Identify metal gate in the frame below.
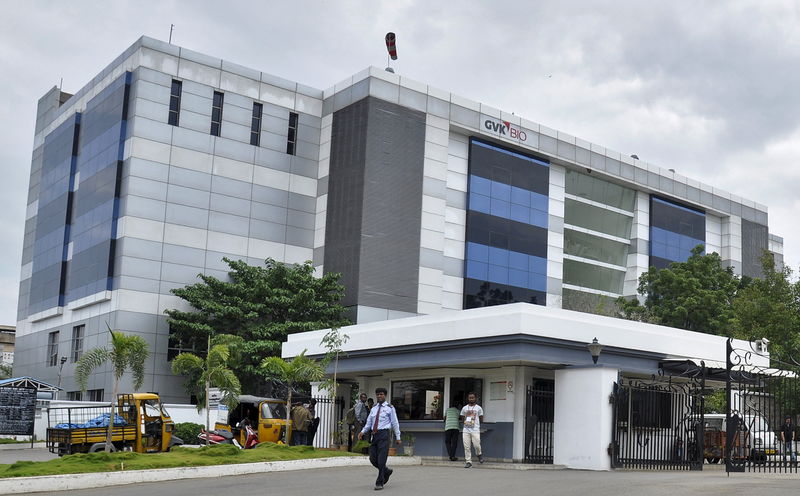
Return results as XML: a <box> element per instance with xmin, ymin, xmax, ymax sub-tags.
<box><xmin>725</xmin><ymin>338</ymin><xmax>799</xmax><ymax>474</ymax></box>
<box><xmin>524</xmin><ymin>381</ymin><xmax>554</xmax><ymax>464</ymax></box>
<box><xmin>611</xmin><ymin>376</ymin><xmax>705</xmax><ymax>470</ymax></box>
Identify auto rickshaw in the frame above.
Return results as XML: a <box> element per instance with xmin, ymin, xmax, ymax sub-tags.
<box><xmin>215</xmin><ymin>395</ymin><xmax>289</xmax><ymax>446</ymax></box>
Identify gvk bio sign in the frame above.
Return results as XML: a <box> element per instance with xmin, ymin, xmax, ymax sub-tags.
<box><xmin>482</xmin><ymin>117</ymin><xmax>529</xmax><ymax>142</ymax></box>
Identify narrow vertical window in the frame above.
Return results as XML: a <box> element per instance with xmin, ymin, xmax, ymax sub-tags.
<box><xmin>47</xmin><ymin>331</ymin><xmax>60</xmax><ymax>367</ymax></box>
<box><xmin>71</xmin><ymin>324</ymin><xmax>84</xmax><ymax>363</ymax></box>
<box><xmin>250</xmin><ymin>102</ymin><xmax>263</xmax><ymax>146</ymax></box>
<box><xmin>168</xmin><ymin>79</ymin><xmax>182</xmax><ymax>126</ymax></box>
<box><xmin>211</xmin><ymin>91</ymin><xmax>224</xmax><ymax>136</ymax></box>
<box><xmin>286</xmin><ymin>112</ymin><xmax>298</xmax><ymax>155</ymax></box>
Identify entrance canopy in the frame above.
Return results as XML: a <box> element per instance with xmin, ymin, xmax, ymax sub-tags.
<box><xmin>660</xmin><ymin>358</ymin><xmax>797</xmax><ymax>381</ymax></box>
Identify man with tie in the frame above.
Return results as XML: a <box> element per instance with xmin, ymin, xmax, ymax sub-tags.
<box><xmin>358</xmin><ymin>387</ymin><xmax>401</xmax><ymax>490</ymax></box>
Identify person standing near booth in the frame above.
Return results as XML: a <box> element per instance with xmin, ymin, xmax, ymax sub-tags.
<box><xmin>460</xmin><ymin>392</ymin><xmax>484</xmax><ymax>468</ymax></box>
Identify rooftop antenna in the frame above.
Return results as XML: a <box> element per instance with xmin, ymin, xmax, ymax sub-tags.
<box><xmin>385</xmin><ymin>32</ymin><xmax>397</xmax><ymax>73</ymax></box>
<box><xmin>169</xmin><ymin>24</ymin><xmax>175</xmax><ymax>44</ymax></box>
<box><xmin>59</xmin><ymin>78</ymin><xmax>63</xmax><ymax>91</ymax></box>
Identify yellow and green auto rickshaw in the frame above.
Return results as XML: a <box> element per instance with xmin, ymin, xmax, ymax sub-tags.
<box><xmin>215</xmin><ymin>395</ymin><xmax>289</xmax><ymax>446</ymax></box>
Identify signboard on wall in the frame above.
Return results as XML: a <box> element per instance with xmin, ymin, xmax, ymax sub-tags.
<box><xmin>489</xmin><ymin>381</ymin><xmax>507</xmax><ymax>401</ymax></box>
<box><xmin>0</xmin><ymin>386</ymin><xmax>37</xmax><ymax>435</ymax></box>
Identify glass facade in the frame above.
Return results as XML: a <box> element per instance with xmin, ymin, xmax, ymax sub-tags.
<box><xmin>464</xmin><ymin>139</ymin><xmax>549</xmax><ymax>309</ymax></box>
<box><xmin>28</xmin><ymin>114</ymin><xmax>80</xmax><ymax>315</ymax></box>
<box><xmin>562</xmin><ymin>170</ymin><xmax>634</xmax><ymax>300</ymax></box>
<box><xmin>66</xmin><ymin>72</ymin><xmax>130</xmax><ymax>303</ymax></box>
<box><xmin>649</xmin><ymin>196</ymin><xmax>705</xmax><ymax>270</ymax></box>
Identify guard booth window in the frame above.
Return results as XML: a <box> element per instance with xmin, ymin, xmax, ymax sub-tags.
<box><xmin>618</xmin><ymin>388</ymin><xmax>672</xmax><ymax>428</ymax></box>
<box><xmin>449</xmin><ymin>378</ymin><xmax>484</xmax><ymax>408</ymax></box>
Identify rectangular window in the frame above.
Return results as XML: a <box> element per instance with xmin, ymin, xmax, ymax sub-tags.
<box><xmin>87</xmin><ymin>389</ymin><xmax>104</xmax><ymax>402</ymax></box>
<box><xmin>47</xmin><ymin>331</ymin><xmax>59</xmax><ymax>367</ymax></box>
<box><xmin>211</xmin><ymin>91</ymin><xmax>224</xmax><ymax>136</ymax></box>
<box><xmin>449</xmin><ymin>378</ymin><xmax>483</xmax><ymax>409</ymax></box>
<box><xmin>286</xmin><ymin>112</ymin><xmax>298</xmax><ymax>155</ymax></box>
<box><xmin>168</xmin><ymin>79</ymin><xmax>182</xmax><ymax>126</ymax></box>
<box><xmin>71</xmin><ymin>325</ymin><xmax>84</xmax><ymax>363</ymax></box>
<box><xmin>67</xmin><ymin>391</ymin><xmax>83</xmax><ymax>401</ymax></box>
<box><xmin>391</xmin><ymin>378</ymin><xmax>444</xmax><ymax>421</ymax></box>
<box><xmin>617</xmin><ymin>388</ymin><xmax>672</xmax><ymax>429</ymax></box>
<box><xmin>250</xmin><ymin>102</ymin><xmax>263</xmax><ymax>146</ymax></box>
<box><xmin>167</xmin><ymin>324</ymin><xmax>198</xmax><ymax>361</ymax></box>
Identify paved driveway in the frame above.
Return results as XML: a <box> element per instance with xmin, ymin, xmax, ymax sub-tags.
<box><xmin>0</xmin><ymin>446</ymin><xmax>57</xmax><ymax>465</ymax></box>
<box><xmin>25</xmin><ymin>464</ymin><xmax>800</xmax><ymax>496</ymax></box>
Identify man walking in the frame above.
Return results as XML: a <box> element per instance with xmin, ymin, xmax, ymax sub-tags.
<box><xmin>355</xmin><ymin>392</ymin><xmax>370</xmax><ymax>442</ymax></box>
<box><xmin>358</xmin><ymin>387</ymin><xmax>401</xmax><ymax>490</ymax></box>
<box><xmin>460</xmin><ymin>392</ymin><xmax>484</xmax><ymax>468</ymax></box>
<box><xmin>444</xmin><ymin>397</ymin><xmax>461</xmax><ymax>461</ymax></box>
<box><xmin>781</xmin><ymin>415</ymin><xmax>796</xmax><ymax>464</ymax></box>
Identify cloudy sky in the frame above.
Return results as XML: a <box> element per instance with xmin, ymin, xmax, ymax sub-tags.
<box><xmin>1</xmin><ymin>1</ymin><xmax>798</xmax><ymax>325</ymax></box>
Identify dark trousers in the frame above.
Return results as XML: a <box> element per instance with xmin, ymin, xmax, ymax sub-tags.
<box><xmin>445</xmin><ymin>429</ymin><xmax>459</xmax><ymax>458</ymax></box>
<box><xmin>369</xmin><ymin>429</ymin><xmax>391</xmax><ymax>485</ymax></box>
<box><xmin>307</xmin><ymin>424</ymin><xmax>317</xmax><ymax>446</ymax></box>
<box><xmin>291</xmin><ymin>430</ymin><xmax>307</xmax><ymax>446</ymax></box>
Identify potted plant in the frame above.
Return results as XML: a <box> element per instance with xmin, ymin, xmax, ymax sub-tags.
<box><xmin>401</xmin><ymin>433</ymin><xmax>415</xmax><ymax>456</ymax></box>
<box><xmin>331</xmin><ymin>420</ymin><xmax>348</xmax><ymax>450</ymax></box>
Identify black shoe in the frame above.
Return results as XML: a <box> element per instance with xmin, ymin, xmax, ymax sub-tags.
<box><xmin>465</xmin><ymin>462</ymin><xmax>472</xmax><ymax>468</ymax></box>
<box><xmin>374</xmin><ymin>484</ymin><xmax>383</xmax><ymax>490</ymax></box>
<box><xmin>384</xmin><ymin>468</ymin><xmax>393</xmax><ymax>485</ymax></box>
<box><xmin>450</xmin><ymin>456</ymin><xmax>457</xmax><ymax>461</ymax></box>
<box><xmin>478</xmin><ymin>454</ymin><xmax>484</xmax><ymax>464</ymax></box>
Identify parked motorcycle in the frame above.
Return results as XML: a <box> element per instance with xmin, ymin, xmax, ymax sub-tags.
<box><xmin>198</xmin><ymin>428</ymin><xmax>242</xmax><ymax>448</ymax></box>
<box><xmin>198</xmin><ymin>419</ymin><xmax>258</xmax><ymax>449</ymax></box>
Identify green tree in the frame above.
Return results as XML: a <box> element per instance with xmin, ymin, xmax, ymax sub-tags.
<box><xmin>171</xmin><ymin>334</ymin><xmax>243</xmax><ymax>442</ymax></box>
<box><xmin>165</xmin><ymin>257</ymin><xmax>350</xmax><ymax>394</ymax></box>
<box><xmin>617</xmin><ymin>246</ymin><xmax>742</xmax><ymax>335</ymax></box>
<box><xmin>75</xmin><ymin>324</ymin><xmax>149</xmax><ymax>453</ymax></box>
<box><xmin>260</xmin><ymin>351</ymin><xmax>325</xmax><ymax>443</ymax></box>
<box><xmin>731</xmin><ymin>253</ymin><xmax>800</xmax><ymax>360</ymax></box>
<box><xmin>0</xmin><ymin>362</ymin><xmax>11</xmax><ymax>380</ymax></box>
<box><xmin>319</xmin><ymin>327</ymin><xmax>349</xmax><ymax>397</ymax></box>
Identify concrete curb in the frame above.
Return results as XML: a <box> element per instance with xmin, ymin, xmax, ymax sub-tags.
<box><xmin>0</xmin><ymin>444</ymin><xmax>45</xmax><ymax>451</ymax></box>
<box><xmin>0</xmin><ymin>455</ymin><xmax>422</xmax><ymax>494</ymax></box>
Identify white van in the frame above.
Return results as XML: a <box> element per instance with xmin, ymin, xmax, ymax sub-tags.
<box><xmin>704</xmin><ymin>413</ymin><xmax>777</xmax><ymax>461</ymax></box>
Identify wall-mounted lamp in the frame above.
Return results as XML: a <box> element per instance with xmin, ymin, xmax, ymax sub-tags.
<box><xmin>587</xmin><ymin>337</ymin><xmax>604</xmax><ymax>365</ymax></box>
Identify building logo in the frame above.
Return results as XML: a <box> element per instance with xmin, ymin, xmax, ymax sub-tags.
<box><xmin>483</xmin><ymin>118</ymin><xmax>528</xmax><ymax>142</ymax></box>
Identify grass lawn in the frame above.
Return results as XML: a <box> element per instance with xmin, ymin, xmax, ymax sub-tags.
<box><xmin>0</xmin><ymin>443</ymin><xmax>360</xmax><ymax>479</ymax></box>
<box><xmin>0</xmin><ymin>439</ymin><xmax>33</xmax><ymax>445</ymax></box>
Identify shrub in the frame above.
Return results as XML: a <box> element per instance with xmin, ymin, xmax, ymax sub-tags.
<box><xmin>174</xmin><ymin>422</ymin><xmax>204</xmax><ymax>443</ymax></box>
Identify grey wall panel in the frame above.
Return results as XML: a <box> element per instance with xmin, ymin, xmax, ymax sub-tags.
<box><xmin>741</xmin><ymin>219</ymin><xmax>768</xmax><ymax>278</ymax></box>
<box><xmin>324</xmin><ymin>97</ymin><xmax>425</xmax><ymax>314</ymax></box>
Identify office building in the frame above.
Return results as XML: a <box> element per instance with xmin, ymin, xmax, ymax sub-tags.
<box><xmin>15</xmin><ymin>36</ymin><xmax>782</xmax><ymax>402</ymax></box>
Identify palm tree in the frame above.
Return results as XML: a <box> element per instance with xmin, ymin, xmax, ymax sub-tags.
<box><xmin>75</xmin><ymin>324</ymin><xmax>149</xmax><ymax>453</ymax></box>
<box><xmin>171</xmin><ymin>334</ymin><xmax>242</xmax><ymax>442</ymax></box>
<box><xmin>261</xmin><ymin>350</ymin><xmax>325</xmax><ymax>443</ymax></box>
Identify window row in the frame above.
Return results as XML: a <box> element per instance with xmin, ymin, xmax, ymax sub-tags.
<box><xmin>46</xmin><ymin>325</ymin><xmax>85</xmax><ymax>366</ymax></box>
<box><xmin>565</xmin><ymin>169</ymin><xmax>636</xmax><ymax>212</ymax></box>
<box><xmin>562</xmin><ymin>258</ymin><xmax>625</xmax><ymax>294</ymax></box>
<box><xmin>391</xmin><ymin>377</ymin><xmax>484</xmax><ymax>421</ymax></box>
<box><xmin>564</xmin><ymin>199</ymin><xmax>633</xmax><ymax>239</ymax></box>
<box><xmin>166</xmin><ymin>79</ymin><xmax>298</xmax><ymax>155</ymax></box>
<box><xmin>469</xmin><ymin>139</ymin><xmax>550</xmax><ymax>197</ymax></box>
<box><xmin>464</xmin><ymin>278</ymin><xmax>547</xmax><ymax>308</ymax></box>
<box><xmin>564</xmin><ymin>229</ymin><xmax>630</xmax><ymax>267</ymax></box>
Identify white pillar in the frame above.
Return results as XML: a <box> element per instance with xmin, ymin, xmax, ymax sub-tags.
<box><xmin>554</xmin><ymin>366</ymin><xmax>618</xmax><ymax>470</ymax></box>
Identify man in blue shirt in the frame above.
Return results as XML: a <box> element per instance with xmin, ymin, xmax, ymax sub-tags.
<box><xmin>358</xmin><ymin>387</ymin><xmax>401</xmax><ymax>490</ymax></box>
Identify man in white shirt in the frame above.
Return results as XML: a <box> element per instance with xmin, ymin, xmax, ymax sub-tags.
<box><xmin>358</xmin><ymin>387</ymin><xmax>401</xmax><ymax>490</ymax></box>
<box><xmin>459</xmin><ymin>392</ymin><xmax>484</xmax><ymax>468</ymax></box>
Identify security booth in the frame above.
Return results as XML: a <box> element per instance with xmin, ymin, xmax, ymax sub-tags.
<box><xmin>286</xmin><ymin>302</ymin><xmax>767</xmax><ymax>470</ymax></box>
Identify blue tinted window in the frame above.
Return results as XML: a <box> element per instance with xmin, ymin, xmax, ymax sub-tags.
<box><xmin>469</xmin><ymin>192</ymin><xmax>490</xmax><ymax>214</ymax></box>
<box><xmin>511</xmin><ymin>186</ymin><xmax>530</xmax><ymax>206</ymax></box>
<box><xmin>490</xmin><ymin>198</ymin><xmax>511</xmax><ymax>218</ymax></box>
<box><xmin>470</xmin><ymin>175</ymin><xmax>491</xmax><ymax>196</ymax></box>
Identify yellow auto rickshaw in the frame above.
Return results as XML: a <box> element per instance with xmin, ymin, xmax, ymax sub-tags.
<box><xmin>215</xmin><ymin>395</ymin><xmax>289</xmax><ymax>445</ymax></box>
